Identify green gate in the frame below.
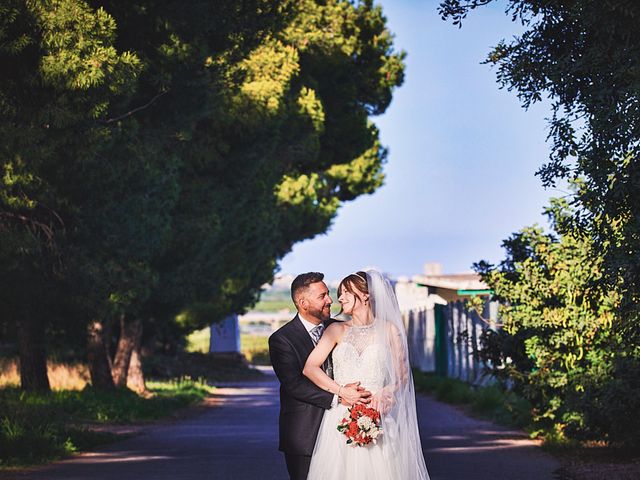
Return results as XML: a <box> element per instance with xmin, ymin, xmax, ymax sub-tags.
<box><xmin>434</xmin><ymin>304</ymin><xmax>448</xmax><ymax>376</ymax></box>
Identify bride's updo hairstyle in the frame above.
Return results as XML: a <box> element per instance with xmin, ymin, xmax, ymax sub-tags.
<box><xmin>337</xmin><ymin>271</ymin><xmax>369</xmax><ymax>313</ymax></box>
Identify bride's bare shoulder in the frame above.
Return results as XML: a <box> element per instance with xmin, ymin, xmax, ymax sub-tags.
<box><xmin>327</xmin><ymin>320</ymin><xmax>348</xmax><ymax>332</ymax></box>
<box><xmin>326</xmin><ymin>320</ymin><xmax>348</xmax><ymax>338</ymax></box>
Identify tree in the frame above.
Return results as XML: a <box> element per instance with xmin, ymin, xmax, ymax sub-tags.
<box><xmin>0</xmin><ymin>0</ymin><xmax>142</xmax><ymax>391</ymax></box>
<box><xmin>146</xmin><ymin>0</ymin><xmax>404</xmax><ymax>335</ymax></box>
<box><xmin>440</xmin><ymin>0</ymin><xmax>640</xmax><ymax>446</ymax></box>
<box><xmin>0</xmin><ymin>0</ymin><xmax>291</xmax><ymax>390</ymax></box>
<box><xmin>0</xmin><ymin>0</ymin><xmax>405</xmax><ymax>391</ymax></box>
<box><xmin>439</xmin><ymin>0</ymin><xmax>640</xmax><ymax>356</ymax></box>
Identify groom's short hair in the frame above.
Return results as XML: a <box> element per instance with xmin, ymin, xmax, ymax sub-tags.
<box><xmin>291</xmin><ymin>272</ymin><xmax>325</xmax><ymax>307</ymax></box>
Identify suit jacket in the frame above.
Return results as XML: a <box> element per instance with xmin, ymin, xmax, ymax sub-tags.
<box><xmin>268</xmin><ymin>314</ymin><xmax>334</xmax><ymax>455</ymax></box>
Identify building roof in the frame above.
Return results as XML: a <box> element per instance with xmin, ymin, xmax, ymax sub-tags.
<box><xmin>412</xmin><ymin>273</ymin><xmax>488</xmax><ymax>292</ymax></box>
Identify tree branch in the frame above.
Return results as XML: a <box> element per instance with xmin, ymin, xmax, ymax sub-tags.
<box><xmin>104</xmin><ymin>89</ymin><xmax>169</xmax><ymax>124</ymax></box>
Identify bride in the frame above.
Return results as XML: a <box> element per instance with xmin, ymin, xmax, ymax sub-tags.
<box><xmin>302</xmin><ymin>270</ymin><xmax>430</xmax><ymax>479</ymax></box>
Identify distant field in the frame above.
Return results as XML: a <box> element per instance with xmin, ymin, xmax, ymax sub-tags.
<box><xmin>253</xmin><ymin>288</ymin><xmax>294</xmax><ymax>312</ymax></box>
<box><xmin>253</xmin><ymin>287</ymin><xmax>343</xmax><ymax>315</ymax></box>
<box><xmin>186</xmin><ymin>286</ymin><xmax>342</xmax><ymax>356</ymax></box>
<box><xmin>251</xmin><ymin>300</ymin><xmax>294</xmax><ymax>312</ymax></box>
<box><xmin>241</xmin><ymin>334</ymin><xmax>270</xmax><ymax>365</ymax></box>
<box><xmin>261</xmin><ymin>288</ymin><xmax>291</xmax><ymax>301</ymax></box>
<box><xmin>186</xmin><ymin>328</ymin><xmax>270</xmax><ymax>364</ymax></box>
<box><xmin>252</xmin><ymin>302</ymin><xmax>342</xmax><ymax>316</ymax></box>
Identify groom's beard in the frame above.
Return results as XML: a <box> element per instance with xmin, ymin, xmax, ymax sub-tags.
<box><xmin>308</xmin><ymin>304</ymin><xmax>331</xmax><ymax>322</ymax></box>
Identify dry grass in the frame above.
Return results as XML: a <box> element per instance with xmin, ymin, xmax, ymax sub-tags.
<box><xmin>0</xmin><ymin>357</ymin><xmax>90</xmax><ymax>390</ymax></box>
<box><xmin>186</xmin><ymin>327</ymin><xmax>271</xmax><ymax>365</ymax></box>
<box><xmin>0</xmin><ymin>357</ymin><xmax>19</xmax><ymax>387</ymax></box>
<box><xmin>241</xmin><ymin>334</ymin><xmax>270</xmax><ymax>365</ymax></box>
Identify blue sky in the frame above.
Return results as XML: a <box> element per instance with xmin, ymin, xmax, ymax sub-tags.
<box><xmin>279</xmin><ymin>0</ymin><xmax>560</xmax><ymax>282</ymax></box>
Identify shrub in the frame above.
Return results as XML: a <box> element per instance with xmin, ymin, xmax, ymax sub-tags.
<box><xmin>474</xmin><ymin>199</ymin><xmax>638</xmax><ymax>447</ymax></box>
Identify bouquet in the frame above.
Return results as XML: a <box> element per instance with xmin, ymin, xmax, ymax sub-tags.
<box><xmin>337</xmin><ymin>403</ymin><xmax>383</xmax><ymax>447</ymax></box>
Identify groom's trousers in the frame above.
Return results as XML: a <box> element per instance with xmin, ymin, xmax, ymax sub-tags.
<box><xmin>284</xmin><ymin>453</ymin><xmax>311</xmax><ymax>480</ymax></box>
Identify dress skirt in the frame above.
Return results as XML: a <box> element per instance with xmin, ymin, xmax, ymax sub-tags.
<box><xmin>307</xmin><ymin>404</ymin><xmax>398</xmax><ymax>480</ymax></box>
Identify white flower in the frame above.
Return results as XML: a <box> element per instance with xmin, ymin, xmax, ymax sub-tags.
<box><xmin>357</xmin><ymin>416</ymin><xmax>374</xmax><ymax>430</ymax></box>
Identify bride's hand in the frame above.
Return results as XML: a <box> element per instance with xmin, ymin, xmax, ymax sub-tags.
<box><xmin>371</xmin><ymin>386</ymin><xmax>395</xmax><ymax>414</ymax></box>
<box><xmin>339</xmin><ymin>382</ymin><xmax>372</xmax><ymax>406</ymax></box>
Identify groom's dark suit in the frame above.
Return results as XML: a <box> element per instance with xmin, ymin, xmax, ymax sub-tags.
<box><xmin>269</xmin><ymin>314</ymin><xmax>334</xmax><ymax>480</ymax></box>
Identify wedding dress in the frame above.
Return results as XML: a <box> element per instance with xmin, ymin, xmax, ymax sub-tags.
<box><xmin>307</xmin><ymin>270</ymin><xmax>430</xmax><ymax>480</ymax></box>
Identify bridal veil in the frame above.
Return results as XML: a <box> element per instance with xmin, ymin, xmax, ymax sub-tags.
<box><xmin>366</xmin><ymin>269</ymin><xmax>430</xmax><ymax>480</ymax></box>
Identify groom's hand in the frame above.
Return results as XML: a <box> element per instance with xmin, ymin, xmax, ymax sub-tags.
<box><xmin>339</xmin><ymin>382</ymin><xmax>372</xmax><ymax>406</ymax></box>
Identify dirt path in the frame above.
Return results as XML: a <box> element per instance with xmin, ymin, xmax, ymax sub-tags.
<box><xmin>2</xmin><ymin>368</ymin><xmax>560</xmax><ymax>479</ymax></box>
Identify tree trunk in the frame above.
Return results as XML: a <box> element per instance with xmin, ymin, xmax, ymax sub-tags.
<box><xmin>17</xmin><ymin>313</ymin><xmax>50</xmax><ymax>392</ymax></box>
<box><xmin>87</xmin><ymin>319</ymin><xmax>115</xmax><ymax>390</ymax></box>
<box><xmin>112</xmin><ymin>317</ymin><xmax>142</xmax><ymax>388</ymax></box>
<box><xmin>126</xmin><ymin>344</ymin><xmax>150</xmax><ymax>396</ymax></box>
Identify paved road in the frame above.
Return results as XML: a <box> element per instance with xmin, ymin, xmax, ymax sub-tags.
<box><xmin>3</xmin><ymin>368</ymin><xmax>560</xmax><ymax>479</ymax></box>
<box><xmin>416</xmin><ymin>392</ymin><xmax>560</xmax><ymax>479</ymax></box>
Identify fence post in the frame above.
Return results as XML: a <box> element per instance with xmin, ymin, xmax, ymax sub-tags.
<box><xmin>434</xmin><ymin>303</ymin><xmax>447</xmax><ymax>376</ymax></box>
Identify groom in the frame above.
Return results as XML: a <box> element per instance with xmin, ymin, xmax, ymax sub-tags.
<box><xmin>269</xmin><ymin>272</ymin><xmax>371</xmax><ymax>480</ymax></box>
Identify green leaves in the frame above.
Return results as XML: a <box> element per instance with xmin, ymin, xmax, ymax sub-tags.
<box><xmin>1</xmin><ymin>159</ymin><xmax>39</xmax><ymax>210</ymax></box>
<box><xmin>1</xmin><ymin>1</ymin><xmax>404</xmax><ymax>367</ymax></box>
<box><xmin>440</xmin><ymin>0</ymin><xmax>640</xmax><ymax>348</ymax></box>
<box><xmin>36</xmin><ymin>2</ymin><xmax>141</xmax><ymax>92</ymax></box>
<box><xmin>443</xmin><ymin>0</ymin><xmax>640</xmax><ymax>446</ymax></box>
<box><xmin>475</xmin><ymin>200</ymin><xmax>636</xmax><ymax>443</ymax></box>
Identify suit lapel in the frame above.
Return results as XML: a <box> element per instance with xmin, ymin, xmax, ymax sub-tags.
<box><xmin>292</xmin><ymin>314</ymin><xmax>315</xmax><ymax>356</ymax></box>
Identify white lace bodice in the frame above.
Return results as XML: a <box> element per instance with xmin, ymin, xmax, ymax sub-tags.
<box><xmin>332</xmin><ymin>323</ymin><xmax>386</xmax><ymax>394</ymax></box>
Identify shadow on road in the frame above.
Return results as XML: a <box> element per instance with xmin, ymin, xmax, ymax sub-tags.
<box><xmin>1</xmin><ymin>367</ymin><xmax>560</xmax><ymax>480</ymax></box>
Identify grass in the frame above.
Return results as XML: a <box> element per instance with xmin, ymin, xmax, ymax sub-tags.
<box><xmin>186</xmin><ymin>327</ymin><xmax>271</xmax><ymax>366</ymax></box>
<box><xmin>186</xmin><ymin>328</ymin><xmax>211</xmax><ymax>354</ymax></box>
<box><xmin>0</xmin><ymin>378</ymin><xmax>212</xmax><ymax>468</ymax></box>
<box><xmin>241</xmin><ymin>334</ymin><xmax>271</xmax><ymax>365</ymax></box>
<box><xmin>412</xmin><ymin>369</ymin><xmax>532</xmax><ymax>429</ymax></box>
<box><xmin>1</xmin><ymin>326</ymin><xmax>271</xmax><ymax>469</ymax></box>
